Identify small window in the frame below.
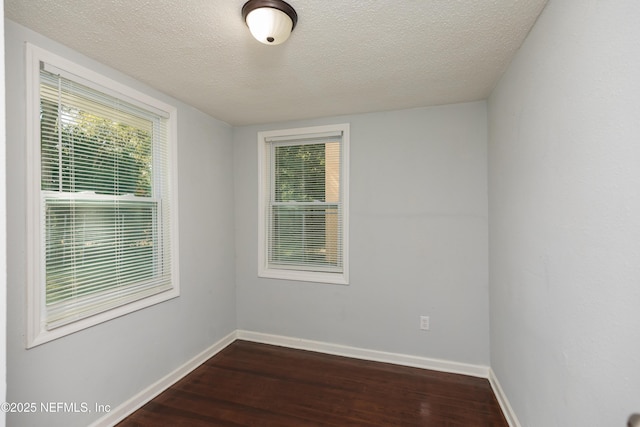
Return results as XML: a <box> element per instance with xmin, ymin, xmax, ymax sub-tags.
<box><xmin>258</xmin><ymin>124</ymin><xmax>349</xmax><ymax>284</ymax></box>
<box><xmin>26</xmin><ymin>44</ymin><xmax>179</xmax><ymax>347</ymax></box>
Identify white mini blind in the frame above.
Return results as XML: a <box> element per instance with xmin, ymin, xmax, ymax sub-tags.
<box><xmin>264</xmin><ymin>133</ymin><xmax>344</xmax><ymax>273</ymax></box>
<box><xmin>39</xmin><ymin>66</ymin><xmax>174</xmax><ymax>329</ymax></box>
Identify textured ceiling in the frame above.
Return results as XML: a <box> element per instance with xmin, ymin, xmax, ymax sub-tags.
<box><xmin>6</xmin><ymin>0</ymin><xmax>547</xmax><ymax>126</ymax></box>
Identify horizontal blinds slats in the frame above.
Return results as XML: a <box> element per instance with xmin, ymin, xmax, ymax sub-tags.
<box><xmin>40</xmin><ymin>71</ymin><xmax>165</xmax><ymax>198</ymax></box>
<box><xmin>40</xmin><ymin>66</ymin><xmax>174</xmax><ymax>330</ymax></box>
<box><xmin>269</xmin><ymin>205</ymin><xmax>342</xmax><ymax>272</ymax></box>
<box><xmin>46</xmin><ymin>280</ymin><xmax>172</xmax><ymax>329</ymax></box>
<box><xmin>266</xmin><ymin>137</ymin><xmax>343</xmax><ymax>273</ymax></box>
<box><xmin>40</xmin><ymin>72</ymin><xmax>159</xmax><ymax>130</ymax></box>
<box><xmin>42</xmin><ymin>62</ymin><xmax>170</xmax><ymax>119</ymax></box>
<box><xmin>46</xmin><ymin>272</ymin><xmax>171</xmax><ymax>303</ymax></box>
<box><xmin>265</xmin><ymin>131</ymin><xmax>342</xmax><ymax>143</ymax></box>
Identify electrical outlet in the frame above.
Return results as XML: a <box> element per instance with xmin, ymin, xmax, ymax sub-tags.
<box><xmin>420</xmin><ymin>316</ymin><xmax>430</xmax><ymax>331</ymax></box>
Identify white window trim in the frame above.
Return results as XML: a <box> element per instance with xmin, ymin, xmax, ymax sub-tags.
<box><xmin>25</xmin><ymin>43</ymin><xmax>180</xmax><ymax>348</ymax></box>
<box><xmin>257</xmin><ymin>123</ymin><xmax>350</xmax><ymax>285</ymax></box>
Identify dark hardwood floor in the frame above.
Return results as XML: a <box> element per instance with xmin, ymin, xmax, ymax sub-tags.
<box><xmin>118</xmin><ymin>340</ymin><xmax>508</xmax><ymax>426</ymax></box>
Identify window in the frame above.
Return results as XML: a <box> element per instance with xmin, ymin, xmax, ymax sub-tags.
<box><xmin>258</xmin><ymin>124</ymin><xmax>349</xmax><ymax>284</ymax></box>
<box><xmin>26</xmin><ymin>44</ymin><xmax>179</xmax><ymax>347</ymax></box>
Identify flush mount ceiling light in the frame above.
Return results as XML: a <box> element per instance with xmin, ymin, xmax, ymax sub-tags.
<box><xmin>242</xmin><ymin>0</ymin><xmax>298</xmax><ymax>45</ymax></box>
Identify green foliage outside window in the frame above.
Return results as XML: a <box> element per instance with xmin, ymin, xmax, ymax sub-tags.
<box><xmin>40</xmin><ymin>98</ymin><xmax>152</xmax><ymax>196</ymax></box>
<box><xmin>271</xmin><ymin>143</ymin><xmax>338</xmax><ymax>268</ymax></box>
<box><xmin>275</xmin><ymin>143</ymin><xmax>325</xmax><ymax>202</ymax></box>
<box><xmin>41</xmin><ymin>91</ymin><xmax>156</xmax><ymax>305</ymax></box>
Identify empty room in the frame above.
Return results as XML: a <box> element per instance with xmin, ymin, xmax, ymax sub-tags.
<box><xmin>2</xmin><ymin>1</ymin><xmax>640</xmax><ymax>426</ymax></box>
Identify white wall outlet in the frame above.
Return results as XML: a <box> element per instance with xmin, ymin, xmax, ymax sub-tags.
<box><xmin>420</xmin><ymin>316</ymin><xmax>430</xmax><ymax>331</ymax></box>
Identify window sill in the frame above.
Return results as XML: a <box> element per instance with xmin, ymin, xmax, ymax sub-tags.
<box><xmin>258</xmin><ymin>268</ymin><xmax>349</xmax><ymax>285</ymax></box>
<box><xmin>27</xmin><ymin>287</ymin><xmax>179</xmax><ymax>348</ymax></box>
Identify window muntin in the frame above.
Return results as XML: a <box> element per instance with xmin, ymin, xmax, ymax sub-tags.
<box><xmin>259</xmin><ymin>125</ymin><xmax>349</xmax><ymax>284</ymax></box>
<box><xmin>27</xmin><ymin>44</ymin><xmax>179</xmax><ymax>347</ymax></box>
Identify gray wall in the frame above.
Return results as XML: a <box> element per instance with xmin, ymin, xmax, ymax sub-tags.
<box><xmin>0</xmin><ymin>7</ymin><xmax>6</xmax><ymax>427</ymax></box>
<box><xmin>5</xmin><ymin>20</ymin><xmax>236</xmax><ymax>427</ymax></box>
<box><xmin>488</xmin><ymin>1</ymin><xmax>640</xmax><ymax>425</ymax></box>
<box><xmin>234</xmin><ymin>103</ymin><xmax>490</xmax><ymax>365</ymax></box>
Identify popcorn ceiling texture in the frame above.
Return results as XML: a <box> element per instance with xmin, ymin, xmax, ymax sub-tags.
<box><xmin>6</xmin><ymin>0</ymin><xmax>547</xmax><ymax>125</ymax></box>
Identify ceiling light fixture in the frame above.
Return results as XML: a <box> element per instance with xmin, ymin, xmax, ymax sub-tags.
<box><xmin>242</xmin><ymin>0</ymin><xmax>298</xmax><ymax>45</ymax></box>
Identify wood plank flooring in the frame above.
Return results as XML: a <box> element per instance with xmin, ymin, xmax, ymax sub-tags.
<box><xmin>118</xmin><ymin>340</ymin><xmax>508</xmax><ymax>426</ymax></box>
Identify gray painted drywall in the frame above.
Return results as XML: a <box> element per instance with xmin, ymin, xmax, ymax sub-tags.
<box><xmin>234</xmin><ymin>103</ymin><xmax>489</xmax><ymax>365</ymax></box>
<box><xmin>489</xmin><ymin>1</ymin><xmax>640</xmax><ymax>426</ymax></box>
<box><xmin>5</xmin><ymin>20</ymin><xmax>236</xmax><ymax>427</ymax></box>
<box><xmin>0</xmin><ymin>8</ymin><xmax>6</xmax><ymax>427</ymax></box>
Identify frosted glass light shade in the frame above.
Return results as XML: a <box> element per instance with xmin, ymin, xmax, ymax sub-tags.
<box><xmin>245</xmin><ymin>7</ymin><xmax>293</xmax><ymax>45</ymax></box>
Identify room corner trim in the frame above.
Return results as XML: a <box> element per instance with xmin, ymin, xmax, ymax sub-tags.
<box><xmin>93</xmin><ymin>330</ymin><xmax>509</xmax><ymax>426</ymax></box>
<box><xmin>236</xmin><ymin>329</ymin><xmax>490</xmax><ymax>378</ymax></box>
<box><xmin>489</xmin><ymin>368</ymin><xmax>522</xmax><ymax>427</ymax></box>
<box><xmin>89</xmin><ymin>330</ymin><xmax>237</xmax><ymax>427</ymax></box>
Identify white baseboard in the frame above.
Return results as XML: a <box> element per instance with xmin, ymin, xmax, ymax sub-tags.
<box><xmin>236</xmin><ymin>329</ymin><xmax>490</xmax><ymax>379</ymax></box>
<box><xmin>489</xmin><ymin>368</ymin><xmax>522</xmax><ymax>427</ymax></box>
<box><xmin>93</xmin><ymin>330</ymin><xmax>517</xmax><ymax>426</ymax></box>
<box><xmin>89</xmin><ymin>330</ymin><xmax>237</xmax><ymax>427</ymax></box>
<box><xmin>239</xmin><ymin>331</ymin><xmax>521</xmax><ymax>425</ymax></box>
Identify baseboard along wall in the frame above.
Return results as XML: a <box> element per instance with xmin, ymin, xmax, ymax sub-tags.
<box><xmin>89</xmin><ymin>331</ymin><xmax>236</xmax><ymax>427</ymax></box>
<box><xmin>91</xmin><ymin>329</ymin><xmax>521</xmax><ymax>427</ymax></box>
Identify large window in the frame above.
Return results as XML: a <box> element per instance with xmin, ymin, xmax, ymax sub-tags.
<box><xmin>258</xmin><ymin>124</ymin><xmax>349</xmax><ymax>284</ymax></box>
<box><xmin>26</xmin><ymin>44</ymin><xmax>179</xmax><ymax>347</ymax></box>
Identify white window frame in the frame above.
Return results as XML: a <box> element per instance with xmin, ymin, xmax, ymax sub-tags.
<box><xmin>25</xmin><ymin>43</ymin><xmax>180</xmax><ymax>348</ymax></box>
<box><xmin>257</xmin><ymin>124</ymin><xmax>350</xmax><ymax>285</ymax></box>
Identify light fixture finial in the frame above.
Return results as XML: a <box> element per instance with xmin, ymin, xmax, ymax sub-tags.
<box><xmin>242</xmin><ymin>0</ymin><xmax>298</xmax><ymax>45</ymax></box>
